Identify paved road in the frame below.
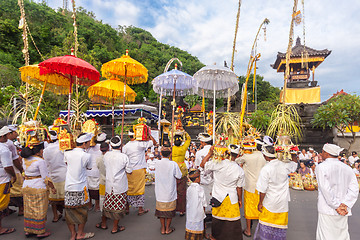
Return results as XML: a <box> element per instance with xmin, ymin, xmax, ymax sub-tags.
<box><xmin>3</xmin><ymin>186</ymin><xmax>360</xmax><ymax>239</ymax></box>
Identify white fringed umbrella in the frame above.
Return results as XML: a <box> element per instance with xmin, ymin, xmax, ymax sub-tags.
<box><xmin>153</xmin><ymin>64</ymin><xmax>197</xmax><ymax>144</ymax></box>
<box><xmin>194</xmin><ymin>65</ymin><xmax>239</xmax><ymax>143</ymax></box>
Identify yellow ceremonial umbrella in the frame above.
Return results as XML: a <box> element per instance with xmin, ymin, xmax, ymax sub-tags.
<box><xmin>87</xmin><ymin>79</ymin><xmax>137</xmax><ymax>136</ymax></box>
<box><xmin>19</xmin><ymin>64</ymin><xmax>70</xmax><ymax>120</ymax></box>
<box><xmin>101</xmin><ymin>49</ymin><xmax>148</xmax><ymax>144</ymax></box>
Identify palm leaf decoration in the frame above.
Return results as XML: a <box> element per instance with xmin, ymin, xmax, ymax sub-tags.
<box><xmin>216</xmin><ymin>112</ymin><xmax>241</xmax><ymax>144</ymax></box>
<box><xmin>266</xmin><ymin>104</ymin><xmax>302</xmax><ymax>142</ymax></box>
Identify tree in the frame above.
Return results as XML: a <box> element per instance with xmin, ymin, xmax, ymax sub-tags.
<box><xmin>312</xmin><ymin>94</ymin><xmax>360</xmax><ymax>150</ymax></box>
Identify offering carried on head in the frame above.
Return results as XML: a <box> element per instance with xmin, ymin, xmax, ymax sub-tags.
<box><xmin>133</xmin><ymin>117</ymin><xmax>151</xmax><ymax>141</ymax></box>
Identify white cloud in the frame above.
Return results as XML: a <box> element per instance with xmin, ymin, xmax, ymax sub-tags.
<box><xmin>45</xmin><ymin>0</ymin><xmax>360</xmax><ymax>100</ymax></box>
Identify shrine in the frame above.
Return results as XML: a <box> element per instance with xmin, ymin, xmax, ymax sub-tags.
<box><xmin>272</xmin><ymin>36</ymin><xmax>331</xmax><ymax>104</ymax></box>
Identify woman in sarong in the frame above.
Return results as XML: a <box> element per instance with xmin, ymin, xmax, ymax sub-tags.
<box><xmin>21</xmin><ymin>142</ymin><xmax>56</xmax><ymax>238</ymax></box>
<box><xmin>172</xmin><ymin>131</ymin><xmax>191</xmax><ymax>216</ymax></box>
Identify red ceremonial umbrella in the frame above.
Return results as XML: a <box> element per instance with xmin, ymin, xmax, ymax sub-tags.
<box><xmin>39</xmin><ymin>54</ymin><xmax>100</xmax><ymax>123</ymax></box>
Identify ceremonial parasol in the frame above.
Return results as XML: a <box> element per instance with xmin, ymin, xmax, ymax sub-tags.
<box><xmin>87</xmin><ymin>79</ymin><xmax>137</xmax><ymax>136</ymax></box>
<box><xmin>19</xmin><ymin>64</ymin><xmax>70</xmax><ymax>120</ymax></box>
<box><xmin>101</xmin><ymin>50</ymin><xmax>148</xmax><ymax>145</ymax></box>
<box><xmin>194</xmin><ymin>65</ymin><xmax>239</xmax><ymax>143</ymax></box>
<box><xmin>152</xmin><ymin>62</ymin><xmax>197</xmax><ymax>144</ymax></box>
<box><xmin>38</xmin><ymin>54</ymin><xmax>100</xmax><ymax>123</ymax></box>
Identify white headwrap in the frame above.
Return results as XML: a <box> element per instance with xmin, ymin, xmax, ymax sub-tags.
<box><xmin>76</xmin><ymin>133</ymin><xmax>94</xmax><ymax>144</ymax></box>
<box><xmin>0</xmin><ymin>126</ymin><xmax>10</xmax><ymax>137</ymax></box>
<box><xmin>128</xmin><ymin>131</ymin><xmax>135</xmax><ymax>136</ymax></box>
<box><xmin>49</xmin><ymin>130</ymin><xmax>58</xmax><ymax>141</ymax></box>
<box><xmin>97</xmin><ymin>132</ymin><xmax>107</xmax><ymax>142</ymax></box>
<box><xmin>255</xmin><ymin>136</ymin><xmax>274</xmax><ymax>146</ymax></box>
<box><xmin>228</xmin><ymin>144</ymin><xmax>240</xmax><ymax>155</ymax></box>
<box><xmin>197</xmin><ymin>133</ymin><xmax>212</xmax><ymax>142</ymax></box>
<box><xmin>261</xmin><ymin>145</ymin><xmax>276</xmax><ymax>158</ymax></box>
<box><xmin>110</xmin><ymin>136</ymin><xmax>121</xmax><ymax>147</ymax></box>
<box><xmin>7</xmin><ymin>124</ymin><xmax>18</xmax><ymax>132</ymax></box>
<box><xmin>323</xmin><ymin>143</ymin><xmax>344</xmax><ymax>157</ymax></box>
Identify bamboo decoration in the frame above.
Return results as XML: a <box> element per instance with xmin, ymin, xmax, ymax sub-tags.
<box><xmin>283</xmin><ymin>0</ymin><xmax>299</xmax><ymax>103</ymax></box>
<box><xmin>239</xmin><ymin>18</ymin><xmax>269</xmax><ymax>136</ymax></box>
<box><xmin>228</xmin><ymin>0</ymin><xmax>242</xmax><ymax>112</ymax></box>
<box><xmin>18</xmin><ymin>0</ymin><xmax>30</xmax><ymax>121</ymax></box>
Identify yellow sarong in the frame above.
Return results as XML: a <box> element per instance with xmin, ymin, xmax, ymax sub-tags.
<box><xmin>244</xmin><ymin>189</ymin><xmax>260</xmax><ymax>219</ymax></box>
<box><xmin>127</xmin><ymin>169</ymin><xmax>146</xmax><ymax>196</ymax></box>
<box><xmin>99</xmin><ymin>184</ymin><xmax>105</xmax><ymax>196</ymax></box>
<box><xmin>10</xmin><ymin>173</ymin><xmax>23</xmax><ymax>197</ymax></box>
<box><xmin>259</xmin><ymin>206</ymin><xmax>288</xmax><ymax>229</ymax></box>
<box><xmin>212</xmin><ymin>196</ymin><xmax>240</xmax><ymax>221</ymax></box>
<box><xmin>0</xmin><ymin>182</ymin><xmax>11</xmax><ymax>211</ymax></box>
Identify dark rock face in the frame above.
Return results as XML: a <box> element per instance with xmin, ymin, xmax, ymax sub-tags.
<box><xmin>293</xmin><ymin>103</ymin><xmax>333</xmax><ymax>152</ymax></box>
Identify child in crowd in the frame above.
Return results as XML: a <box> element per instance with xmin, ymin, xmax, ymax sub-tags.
<box><xmin>185</xmin><ymin>169</ymin><xmax>208</xmax><ymax>240</ymax></box>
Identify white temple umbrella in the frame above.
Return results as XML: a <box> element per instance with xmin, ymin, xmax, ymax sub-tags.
<box><xmin>194</xmin><ymin>65</ymin><xmax>239</xmax><ymax>144</ymax></box>
<box><xmin>152</xmin><ymin>64</ymin><xmax>197</xmax><ymax>144</ymax></box>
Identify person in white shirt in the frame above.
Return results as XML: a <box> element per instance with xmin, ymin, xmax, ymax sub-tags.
<box><xmin>97</xmin><ymin>136</ymin><xmax>132</xmax><ymax>234</ymax></box>
<box><xmin>87</xmin><ymin>132</ymin><xmax>107</xmax><ymax>212</ymax></box>
<box><xmin>123</xmin><ymin>131</ymin><xmax>157</xmax><ymax>216</ymax></box>
<box><xmin>298</xmin><ymin>148</ymin><xmax>311</xmax><ymax>161</ymax></box>
<box><xmin>95</xmin><ymin>142</ymin><xmax>109</xmax><ymax>213</ymax></box>
<box><xmin>348</xmin><ymin>151</ymin><xmax>359</xmax><ymax>166</ymax></box>
<box><xmin>6</xmin><ymin>124</ymin><xmax>24</xmax><ymax>216</ymax></box>
<box><xmin>352</xmin><ymin>162</ymin><xmax>360</xmax><ymax>175</ymax></box>
<box><xmin>154</xmin><ymin>146</ymin><xmax>182</xmax><ymax>235</ymax></box>
<box><xmin>0</xmin><ymin>126</ymin><xmax>16</xmax><ymax>236</ymax></box>
<box><xmin>43</xmin><ymin>130</ymin><xmax>67</xmax><ymax>222</ymax></box>
<box><xmin>64</xmin><ymin>133</ymin><xmax>94</xmax><ymax>240</ymax></box>
<box><xmin>200</xmin><ymin>144</ymin><xmax>245</xmax><ymax>240</ymax></box>
<box><xmin>185</xmin><ymin>169</ymin><xmax>208</xmax><ymax>240</ymax></box>
<box><xmin>194</xmin><ymin>133</ymin><xmax>213</xmax><ymax>216</ymax></box>
<box><xmin>254</xmin><ymin>141</ymin><xmax>298</xmax><ymax>240</ymax></box>
<box><xmin>237</xmin><ymin>138</ymin><xmax>267</xmax><ymax>238</ymax></box>
<box><xmin>315</xmin><ymin>143</ymin><xmax>359</xmax><ymax>240</ymax></box>
<box><xmin>146</xmin><ymin>153</ymin><xmax>156</xmax><ymax>174</ymax></box>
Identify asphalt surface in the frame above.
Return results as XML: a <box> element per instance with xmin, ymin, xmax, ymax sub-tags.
<box><xmin>3</xmin><ymin>186</ymin><xmax>360</xmax><ymax>239</ymax></box>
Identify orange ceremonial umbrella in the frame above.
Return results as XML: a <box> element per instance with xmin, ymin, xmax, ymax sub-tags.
<box><xmin>101</xmin><ymin>50</ymin><xmax>148</xmax><ymax>145</ymax></box>
<box><xmin>87</xmin><ymin>79</ymin><xmax>137</xmax><ymax>136</ymax></box>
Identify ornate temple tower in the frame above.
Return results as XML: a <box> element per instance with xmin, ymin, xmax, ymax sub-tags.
<box><xmin>271</xmin><ymin>37</ymin><xmax>331</xmax><ymax>104</ymax></box>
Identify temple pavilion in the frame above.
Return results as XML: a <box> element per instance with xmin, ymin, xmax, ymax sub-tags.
<box><xmin>271</xmin><ymin>37</ymin><xmax>331</xmax><ymax>104</ymax></box>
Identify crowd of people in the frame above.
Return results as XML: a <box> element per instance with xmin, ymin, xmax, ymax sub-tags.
<box><xmin>0</xmin><ymin>122</ymin><xmax>359</xmax><ymax>240</ymax></box>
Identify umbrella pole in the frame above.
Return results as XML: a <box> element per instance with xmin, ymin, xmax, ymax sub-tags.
<box><xmin>158</xmin><ymin>88</ymin><xmax>163</xmax><ymax>131</ymax></box>
<box><xmin>120</xmin><ymin>66</ymin><xmax>127</xmax><ymax>151</ymax></box>
<box><xmin>33</xmin><ymin>80</ymin><xmax>48</xmax><ymax>120</ymax></box>
<box><xmin>112</xmin><ymin>91</ymin><xmax>115</xmax><ymax>137</ymax></box>
<box><xmin>202</xmin><ymin>89</ymin><xmax>205</xmax><ymax>132</ymax></box>
<box><xmin>158</xmin><ymin>88</ymin><xmax>163</xmax><ymax>145</ymax></box>
<box><xmin>213</xmin><ymin>81</ymin><xmax>216</xmax><ymax>144</ymax></box>
<box><xmin>171</xmin><ymin>78</ymin><xmax>176</xmax><ymax>146</ymax></box>
<box><xmin>67</xmin><ymin>77</ymin><xmax>73</xmax><ymax>124</ymax></box>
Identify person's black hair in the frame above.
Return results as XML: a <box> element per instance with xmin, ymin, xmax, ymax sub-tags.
<box><xmin>20</xmin><ymin>143</ymin><xmax>44</xmax><ymax>158</ymax></box>
<box><xmin>161</xmin><ymin>150</ymin><xmax>171</xmax><ymax>158</ymax></box>
<box><xmin>352</xmin><ymin>151</ymin><xmax>357</xmax><ymax>155</ymax></box>
<box><xmin>230</xmin><ymin>152</ymin><xmax>238</xmax><ymax>158</ymax></box>
<box><xmin>189</xmin><ymin>169</ymin><xmax>200</xmax><ymax>182</ymax></box>
<box><xmin>100</xmin><ymin>142</ymin><xmax>109</xmax><ymax>153</ymax></box>
<box><xmin>204</xmin><ymin>140</ymin><xmax>212</xmax><ymax>145</ymax></box>
<box><xmin>163</xmin><ymin>141</ymin><xmax>171</xmax><ymax>147</ymax></box>
<box><xmin>264</xmin><ymin>145</ymin><xmax>276</xmax><ymax>158</ymax></box>
<box><xmin>110</xmin><ymin>136</ymin><xmax>121</xmax><ymax>149</ymax></box>
<box><xmin>174</xmin><ymin>135</ymin><xmax>182</xmax><ymax>147</ymax></box>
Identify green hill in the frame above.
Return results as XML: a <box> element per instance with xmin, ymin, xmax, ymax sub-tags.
<box><xmin>0</xmin><ymin>0</ymin><xmax>204</xmax><ymax>124</ymax></box>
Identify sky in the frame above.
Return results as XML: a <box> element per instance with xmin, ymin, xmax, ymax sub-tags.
<box><xmin>44</xmin><ymin>0</ymin><xmax>360</xmax><ymax>101</ymax></box>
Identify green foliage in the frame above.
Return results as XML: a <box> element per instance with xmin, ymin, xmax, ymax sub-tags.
<box><xmin>312</xmin><ymin>94</ymin><xmax>360</xmax><ymax>137</ymax></box>
<box><xmin>239</xmin><ymin>74</ymin><xmax>280</xmax><ymax>103</ymax></box>
<box><xmin>249</xmin><ymin>110</ymin><xmax>271</xmax><ymax>132</ymax></box>
<box><xmin>0</xmin><ymin>0</ymin><xmax>204</xmax><ymax>124</ymax></box>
